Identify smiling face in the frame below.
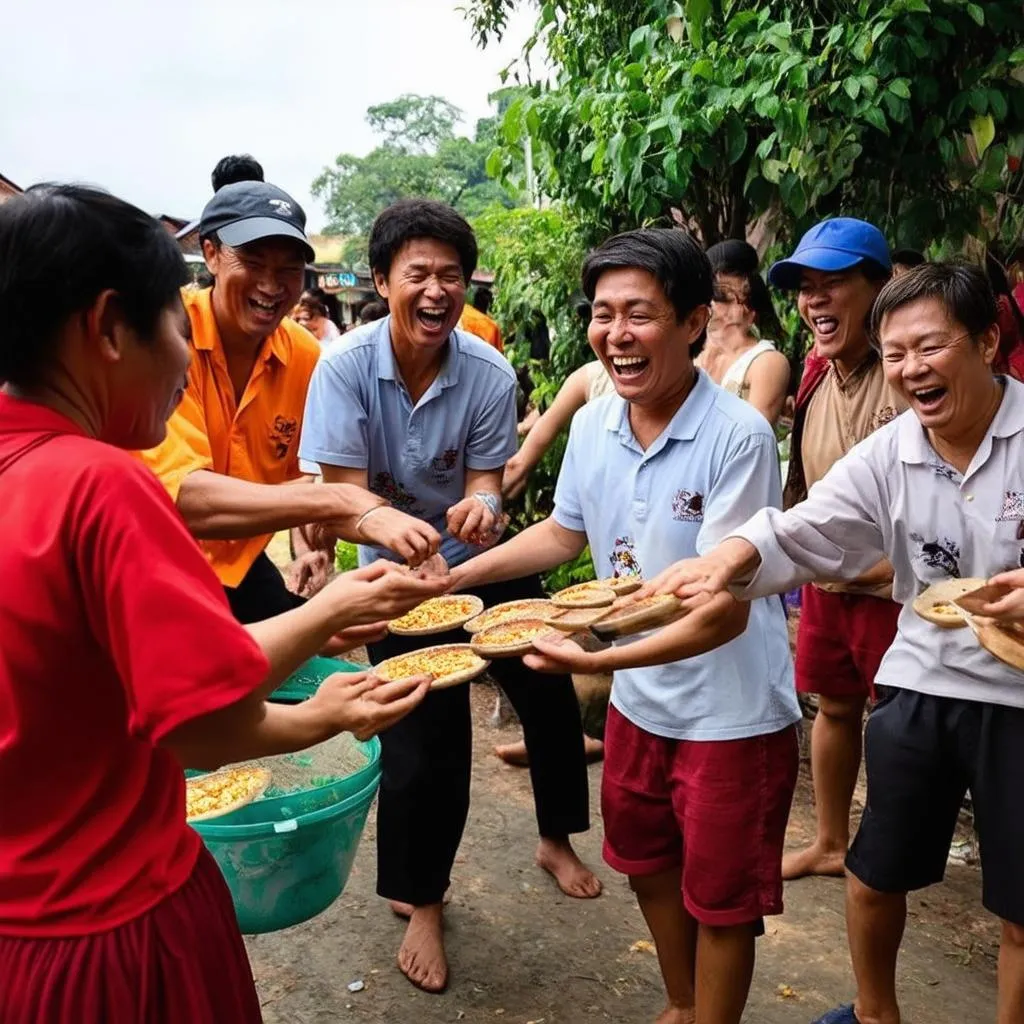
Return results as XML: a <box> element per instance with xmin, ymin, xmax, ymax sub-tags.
<box><xmin>878</xmin><ymin>296</ymin><xmax>999</xmax><ymax>437</ymax></box>
<box><xmin>797</xmin><ymin>266</ymin><xmax>883</xmax><ymax>364</ymax></box>
<box><xmin>373</xmin><ymin>238</ymin><xmax>466</xmax><ymax>353</ymax></box>
<box><xmin>203</xmin><ymin>236</ymin><xmax>307</xmax><ymax>342</ymax></box>
<box><xmin>588</xmin><ymin>267</ymin><xmax>708</xmax><ymax>407</ymax></box>
<box><xmin>104</xmin><ymin>297</ymin><xmax>192</xmax><ymax>450</ymax></box>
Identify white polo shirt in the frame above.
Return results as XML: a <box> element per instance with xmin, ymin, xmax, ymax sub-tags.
<box><xmin>553</xmin><ymin>370</ymin><xmax>799</xmax><ymax>741</ymax></box>
<box><xmin>733</xmin><ymin>376</ymin><xmax>1024</xmax><ymax>709</ymax></box>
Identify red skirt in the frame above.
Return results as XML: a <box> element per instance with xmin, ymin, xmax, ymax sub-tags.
<box><xmin>0</xmin><ymin>847</ymin><xmax>261</xmax><ymax>1024</ymax></box>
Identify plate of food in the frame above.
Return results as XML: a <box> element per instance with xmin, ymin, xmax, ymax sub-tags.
<box><xmin>543</xmin><ymin>606</ymin><xmax>613</xmax><ymax>632</ymax></box>
<box><xmin>550</xmin><ymin>582</ymin><xmax>617</xmax><ymax>609</ymax></box>
<box><xmin>373</xmin><ymin>644</ymin><xmax>491</xmax><ymax>690</ymax></box>
<box><xmin>912</xmin><ymin>578</ymin><xmax>986</xmax><ymax>628</ymax></box>
<box><xmin>469</xmin><ymin>618</ymin><xmax>564</xmax><ymax>657</ymax></box>
<box><xmin>186</xmin><ymin>766</ymin><xmax>272</xmax><ymax>823</ymax></box>
<box><xmin>589</xmin><ymin>594</ymin><xmax>685</xmax><ymax>641</ymax></box>
<box><xmin>388</xmin><ymin>595</ymin><xmax>485</xmax><ymax>636</ymax></box>
<box><xmin>464</xmin><ymin>599</ymin><xmax>555</xmax><ymax>634</ymax></box>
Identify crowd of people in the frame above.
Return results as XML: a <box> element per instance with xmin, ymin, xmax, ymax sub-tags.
<box><xmin>1</xmin><ymin>154</ymin><xmax>1023</xmax><ymax>1024</ymax></box>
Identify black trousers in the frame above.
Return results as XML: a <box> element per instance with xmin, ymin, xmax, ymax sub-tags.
<box><xmin>368</xmin><ymin>574</ymin><xmax>591</xmax><ymax>905</ymax></box>
<box><xmin>224</xmin><ymin>551</ymin><xmax>305</xmax><ymax>624</ymax></box>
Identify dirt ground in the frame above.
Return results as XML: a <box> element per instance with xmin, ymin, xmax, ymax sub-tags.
<box><xmin>245</xmin><ymin>681</ymin><xmax>1000</xmax><ymax>1024</ymax></box>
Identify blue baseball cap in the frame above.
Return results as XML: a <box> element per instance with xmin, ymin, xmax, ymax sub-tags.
<box><xmin>768</xmin><ymin>217</ymin><xmax>891</xmax><ymax>290</ymax></box>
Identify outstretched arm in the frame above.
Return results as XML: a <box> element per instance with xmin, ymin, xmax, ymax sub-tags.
<box><xmin>744</xmin><ymin>349</ymin><xmax>791</xmax><ymax>427</ymax></box>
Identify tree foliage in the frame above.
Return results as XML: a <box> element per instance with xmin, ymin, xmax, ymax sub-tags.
<box><xmin>472</xmin><ymin>0</ymin><xmax>1024</xmax><ymax>252</ymax></box>
<box><xmin>312</xmin><ymin>94</ymin><xmax>518</xmax><ymax>259</ymax></box>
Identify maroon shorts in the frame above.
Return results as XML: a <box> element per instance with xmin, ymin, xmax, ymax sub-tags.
<box><xmin>601</xmin><ymin>704</ymin><xmax>799</xmax><ymax>927</ymax></box>
<box><xmin>795</xmin><ymin>585</ymin><xmax>900</xmax><ymax>700</ymax></box>
<box><xmin>0</xmin><ymin>847</ymin><xmax>261</xmax><ymax>1024</ymax></box>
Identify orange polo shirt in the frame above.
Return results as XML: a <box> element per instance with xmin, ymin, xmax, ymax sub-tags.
<box><xmin>137</xmin><ymin>287</ymin><xmax>321</xmax><ymax>588</ymax></box>
<box><xmin>458</xmin><ymin>304</ymin><xmax>503</xmax><ymax>353</ymax></box>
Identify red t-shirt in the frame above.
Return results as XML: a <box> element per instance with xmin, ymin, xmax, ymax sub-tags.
<box><xmin>0</xmin><ymin>395</ymin><xmax>269</xmax><ymax>937</ymax></box>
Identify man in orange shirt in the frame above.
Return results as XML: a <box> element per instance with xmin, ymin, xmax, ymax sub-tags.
<box><xmin>139</xmin><ymin>181</ymin><xmax>439</xmax><ymax>632</ymax></box>
<box><xmin>458</xmin><ymin>286</ymin><xmax>503</xmax><ymax>352</ymax></box>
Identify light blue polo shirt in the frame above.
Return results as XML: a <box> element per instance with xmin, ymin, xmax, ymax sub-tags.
<box><xmin>554</xmin><ymin>370</ymin><xmax>799</xmax><ymax>741</ymax></box>
<box><xmin>299</xmin><ymin>316</ymin><xmax>518</xmax><ymax>568</ymax></box>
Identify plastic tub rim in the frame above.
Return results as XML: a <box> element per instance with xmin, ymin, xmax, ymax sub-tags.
<box><xmin>193</xmin><ymin>767</ymin><xmax>381</xmax><ymax>840</ymax></box>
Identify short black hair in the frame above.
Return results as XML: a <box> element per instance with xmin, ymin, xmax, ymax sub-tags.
<box><xmin>582</xmin><ymin>228</ymin><xmax>712</xmax><ymax>354</ymax></box>
<box><xmin>706</xmin><ymin>240</ymin><xmax>783</xmax><ymax>341</ymax></box>
<box><xmin>706</xmin><ymin>238</ymin><xmax>759</xmax><ymax>276</ymax></box>
<box><xmin>368</xmin><ymin>199</ymin><xmax>478</xmax><ymax>285</ymax></box>
<box><xmin>0</xmin><ymin>184</ymin><xmax>188</xmax><ymax>388</ymax></box>
<box><xmin>359</xmin><ymin>299</ymin><xmax>389</xmax><ymax>323</ymax></box>
<box><xmin>891</xmin><ymin>248</ymin><xmax>926</xmax><ymax>268</ymax></box>
<box><xmin>472</xmin><ymin>285</ymin><xmax>494</xmax><ymax>315</ymax></box>
<box><xmin>211</xmin><ymin>154</ymin><xmax>264</xmax><ymax>192</ymax></box>
<box><xmin>870</xmin><ymin>261</ymin><xmax>997</xmax><ymax>343</ymax></box>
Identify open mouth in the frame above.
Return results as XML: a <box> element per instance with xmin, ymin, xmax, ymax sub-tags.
<box><xmin>911</xmin><ymin>385</ymin><xmax>947</xmax><ymax>412</ymax></box>
<box><xmin>416</xmin><ymin>307</ymin><xmax>448</xmax><ymax>331</ymax></box>
<box><xmin>610</xmin><ymin>354</ymin><xmax>650</xmax><ymax>378</ymax></box>
<box><xmin>812</xmin><ymin>315</ymin><xmax>840</xmax><ymax>338</ymax></box>
<box><xmin>248</xmin><ymin>296</ymin><xmax>281</xmax><ymax>321</ymax></box>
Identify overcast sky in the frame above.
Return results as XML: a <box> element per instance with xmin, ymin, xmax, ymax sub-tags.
<box><xmin>0</xmin><ymin>0</ymin><xmax>539</xmax><ymax>230</ymax></box>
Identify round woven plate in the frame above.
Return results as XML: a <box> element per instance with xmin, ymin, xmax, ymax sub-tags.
<box><xmin>590</xmin><ymin>594</ymin><xmax>685</xmax><ymax>641</ymax></box>
<box><xmin>464</xmin><ymin>599</ymin><xmax>555</xmax><ymax>634</ymax></box>
<box><xmin>600</xmin><ymin>576</ymin><xmax>644</xmax><ymax>596</ymax></box>
<box><xmin>186</xmin><ymin>767</ymin><xmax>272</xmax><ymax>823</ymax></box>
<box><xmin>550</xmin><ymin>584</ymin><xmax>616</xmax><ymax>610</ymax></box>
<box><xmin>469</xmin><ymin>618</ymin><xmax>562</xmax><ymax>657</ymax></box>
<box><xmin>388</xmin><ymin>595</ymin><xmax>486</xmax><ymax>636</ymax></box>
<box><xmin>965</xmin><ymin>614</ymin><xmax>1024</xmax><ymax>672</ymax></box>
<box><xmin>373</xmin><ymin>643</ymin><xmax>491</xmax><ymax>690</ymax></box>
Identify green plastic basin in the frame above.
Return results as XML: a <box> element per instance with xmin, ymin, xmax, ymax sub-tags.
<box><xmin>269</xmin><ymin>655</ymin><xmax>364</xmax><ymax>704</ymax></box>
<box><xmin>193</xmin><ymin>768</ymin><xmax>381</xmax><ymax>934</ymax></box>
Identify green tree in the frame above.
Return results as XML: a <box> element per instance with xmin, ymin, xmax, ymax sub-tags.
<box><xmin>312</xmin><ymin>94</ymin><xmax>519</xmax><ymax>262</ymax></box>
<box><xmin>471</xmin><ymin>0</ymin><xmax>1024</xmax><ymax>252</ymax></box>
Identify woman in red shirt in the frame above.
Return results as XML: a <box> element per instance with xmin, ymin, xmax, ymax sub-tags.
<box><xmin>0</xmin><ymin>184</ymin><xmax>448</xmax><ymax>1023</ymax></box>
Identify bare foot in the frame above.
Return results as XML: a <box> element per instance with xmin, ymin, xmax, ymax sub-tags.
<box><xmin>389</xmin><ymin>889</ymin><xmax>451</xmax><ymax>919</ymax></box>
<box><xmin>655</xmin><ymin>1005</ymin><xmax>696</xmax><ymax>1024</ymax></box>
<box><xmin>536</xmin><ymin>837</ymin><xmax>603</xmax><ymax>898</ymax></box>
<box><xmin>782</xmin><ymin>842</ymin><xmax>847</xmax><ymax>880</ymax></box>
<box><xmin>494</xmin><ymin>735</ymin><xmax>605</xmax><ymax>767</ymax></box>
<box><xmin>397</xmin><ymin>904</ymin><xmax>448</xmax><ymax>993</ymax></box>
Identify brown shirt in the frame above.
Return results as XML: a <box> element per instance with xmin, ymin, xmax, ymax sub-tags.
<box><xmin>801</xmin><ymin>353</ymin><xmax>907</xmax><ymax>597</ymax></box>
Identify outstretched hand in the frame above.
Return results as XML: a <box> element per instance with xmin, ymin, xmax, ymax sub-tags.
<box><xmin>308</xmin><ymin>670</ymin><xmax>431</xmax><ymax>741</ymax></box>
<box><xmin>523</xmin><ymin>633</ymin><xmax>605</xmax><ymax>675</ymax></box>
<box><xmin>975</xmin><ymin>569</ymin><xmax>1024</xmax><ymax>622</ymax></box>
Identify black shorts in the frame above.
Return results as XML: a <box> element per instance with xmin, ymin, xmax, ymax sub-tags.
<box><xmin>224</xmin><ymin>551</ymin><xmax>305</xmax><ymax>624</ymax></box>
<box><xmin>846</xmin><ymin>687</ymin><xmax>1024</xmax><ymax>925</ymax></box>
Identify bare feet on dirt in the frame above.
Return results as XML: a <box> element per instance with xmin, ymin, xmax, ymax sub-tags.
<box><xmin>388</xmin><ymin>889</ymin><xmax>451</xmax><ymax>919</ymax></box>
<box><xmin>782</xmin><ymin>842</ymin><xmax>847</xmax><ymax>880</ymax></box>
<box><xmin>536</xmin><ymin>837</ymin><xmax>603</xmax><ymax>898</ymax></box>
<box><xmin>397</xmin><ymin>903</ymin><xmax>448</xmax><ymax>993</ymax></box>
<box><xmin>494</xmin><ymin>735</ymin><xmax>605</xmax><ymax>767</ymax></box>
<box><xmin>655</xmin><ymin>1005</ymin><xmax>696</xmax><ymax>1024</ymax></box>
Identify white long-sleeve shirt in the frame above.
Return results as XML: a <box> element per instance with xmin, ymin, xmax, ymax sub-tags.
<box><xmin>732</xmin><ymin>377</ymin><xmax>1024</xmax><ymax>709</ymax></box>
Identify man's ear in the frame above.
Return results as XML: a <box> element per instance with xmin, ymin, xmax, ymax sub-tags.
<box><xmin>202</xmin><ymin>237</ymin><xmax>220</xmax><ymax>276</ymax></box>
<box><xmin>685</xmin><ymin>304</ymin><xmax>711</xmax><ymax>344</ymax></box>
<box><xmin>980</xmin><ymin>321</ymin><xmax>1001</xmax><ymax>368</ymax></box>
<box><xmin>372</xmin><ymin>269</ymin><xmax>390</xmax><ymax>300</ymax></box>
<box><xmin>83</xmin><ymin>288</ymin><xmax>128</xmax><ymax>365</ymax></box>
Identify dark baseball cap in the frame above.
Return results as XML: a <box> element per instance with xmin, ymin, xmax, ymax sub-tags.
<box><xmin>198</xmin><ymin>181</ymin><xmax>315</xmax><ymax>263</ymax></box>
<box><xmin>768</xmin><ymin>217</ymin><xmax>890</xmax><ymax>290</ymax></box>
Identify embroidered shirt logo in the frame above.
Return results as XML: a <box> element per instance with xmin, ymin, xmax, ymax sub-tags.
<box><xmin>996</xmin><ymin>491</ymin><xmax>1024</xmax><ymax>522</ymax></box>
<box><xmin>269</xmin><ymin>416</ymin><xmax>297</xmax><ymax>459</ymax></box>
<box><xmin>371</xmin><ymin>472</ymin><xmax>423</xmax><ymax>517</ymax></box>
<box><xmin>868</xmin><ymin>406</ymin><xmax>899</xmax><ymax>433</ymax></box>
<box><xmin>910</xmin><ymin>531</ymin><xmax>962</xmax><ymax>578</ymax></box>
<box><xmin>671</xmin><ymin>489</ymin><xmax>704</xmax><ymax>523</ymax></box>
<box><xmin>609</xmin><ymin>536</ymin><xmax>643</xmax><ymax>578</ymax></box>
<box><xmin>429</xmin><ymin>447</ymin><xmax>459</xmax><ymax>484</ymax></box>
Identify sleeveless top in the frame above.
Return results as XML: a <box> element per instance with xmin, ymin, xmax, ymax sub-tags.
<box><xmin>584</xmin><ymin>361</ymin><xmax>616</xmax><ymax>402</ymax></box>
<box><xmin>719</xmin><ymin>339</ymin><xmax>777</xmax><ymax>401</ymax></box>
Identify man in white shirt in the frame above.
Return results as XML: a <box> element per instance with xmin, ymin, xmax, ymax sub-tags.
<box><xmin>646</xmin><ymin>262</ymin><xmax>1024</xmax><ymax>1024</ymax></box>
<box><xmin>451</xmin><ymin>228</ymin><xmax>801</xmax><ymax>1024</ymax></box>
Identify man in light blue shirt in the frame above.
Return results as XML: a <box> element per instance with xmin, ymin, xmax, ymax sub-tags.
<box><xmin>299</xmin><ymin>199</ymin><xmax>597</xmax><ymax>996</ymax></box>
<box><xmin>452</xmin><ymin>228</ymin><xmax>800</xmax><ymax>1024</ymax></box>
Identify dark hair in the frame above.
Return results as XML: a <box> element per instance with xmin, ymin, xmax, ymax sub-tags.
<box><xmin>707</xmin><ymin>239</ymin><xmax>783</xmax><ymax>341</ymax></box>
<box><xmin>472</xmin><ymin>285</ymin><xmax>494</xmax><ymax>315</ymax></box>
<box><xmin>0</xmin><ymin>184</ymin><xmax>188</xmax><ymax>387</ymax></box>
<box><xmin>870</xmin><ymin>261</ymin><xmax>997</xmax><ymax>343</ymax></box>
<box><xmin>298</xmin><ymin>294</ymin><xmax>328</xmax><ymax>318</ymax></box>
<box><xmin>301</xmin><ymin>286</ymin><xmax>341</xmax><ymax>327</ymax></box>
<box><xmin>359</xmin><ymin>300</ymin><xmax>389</xmax><ymax>323</ymax></box>
<box><xmin>892</xmin><ymin>248</ymin><xmax>926</xmax><ymax>268</ymax></box>
<box><xmin>582</xmin><ymin>228</ymin><xmax>712</xmax><ymax>354</ymax></box>
<box><xmin>211</xmin><ymin>154</ymin><xmax>264</xmax><ymax>192</ymax></box>
<box><xmin>368</xmin><ymin>199</ymin><xmax>478</xmax><ymax>285</ymax></box>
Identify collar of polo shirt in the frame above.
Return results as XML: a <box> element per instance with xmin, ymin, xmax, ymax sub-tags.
<box><xmin>374</xmin><ymin>316</ymin><xmax>461</xmax><ymax>391</ymax></box>
<box><xmin>897</xmin><ymin>374</ymin><xmax>1024</xmax><ymax>469</ymax></box>
<box><xmin>604</xmin><ymin>368</ymin><xmax>717</xmax><ymax>448</ymax></box>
